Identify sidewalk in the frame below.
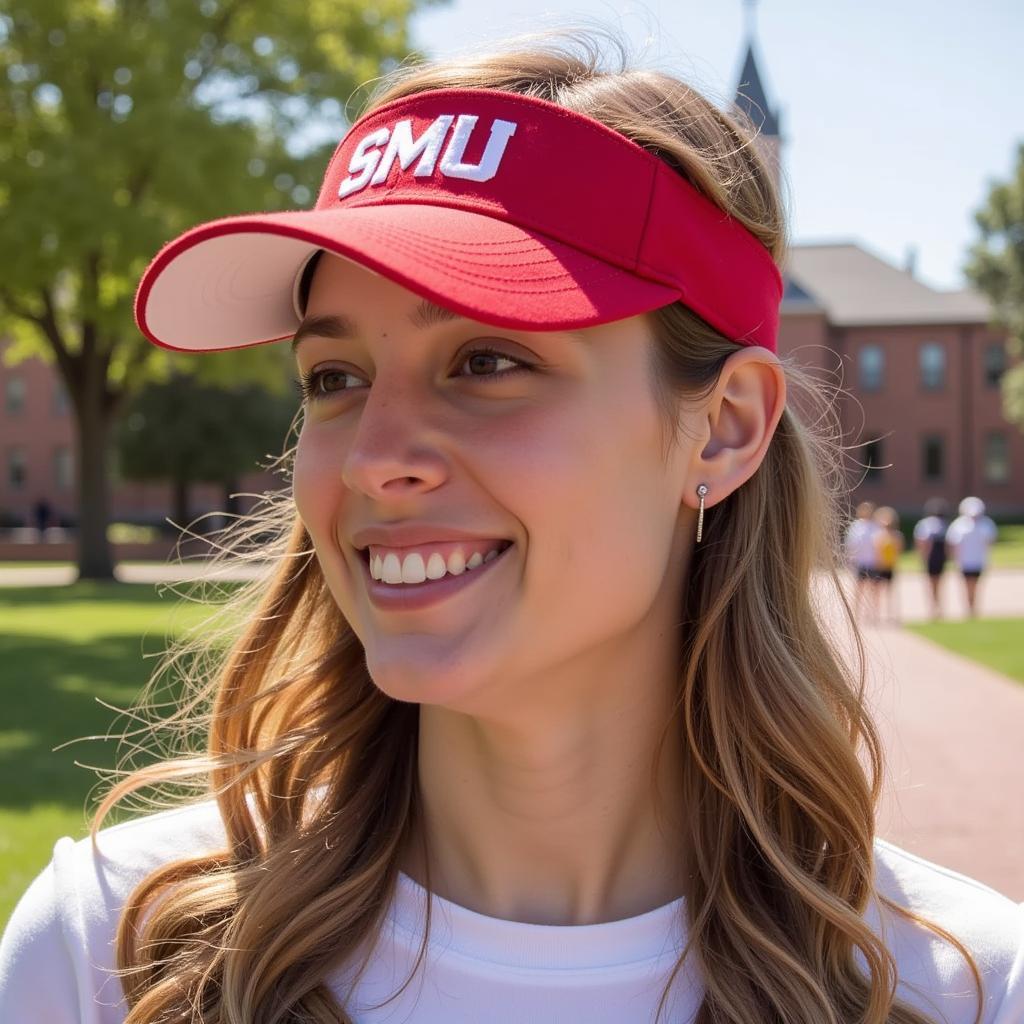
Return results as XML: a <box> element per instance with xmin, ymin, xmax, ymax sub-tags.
<box><xmin>0</xmin><ymin>560</ymin><xmax>269</xmax><ymax>586</ymax></box>
<box><xmin>826</xmin><ymin>570</ymin><xmax>1024</xmax><ymax>900</ymax></box>
<box><xmin>864</xmin><ymin>566</ymin><xmax>1024</xmax><ymax>623</ymax></box>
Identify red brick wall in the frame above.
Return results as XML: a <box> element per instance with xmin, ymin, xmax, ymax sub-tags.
<box><xmin>1</xmin><ymin>339</ymin><xmax>286</xmax><ymax>530</ymax></box>
<box><xmin>776</xmin><ymin>319</ymin><xmax>1023</xmax><ymax>517</ymax></box>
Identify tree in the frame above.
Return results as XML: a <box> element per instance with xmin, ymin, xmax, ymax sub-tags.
<box><xmin>964</xmin><ymin>139</ymin><xmax>1024</xmax><ymax>432</ymax></box>
<box><xmin>115</xmin><ymin>374</ymin><xmax>298</xmax><ymax>531</ymax></box>
<box><xmin>0</xmin><ymin>0</ymin><xmax>441</xmax><ymax>579</ymax></box>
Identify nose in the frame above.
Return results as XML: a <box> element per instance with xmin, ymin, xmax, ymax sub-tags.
<box><xmin>339</xmin><ymin>376</ymin><xmax>448</xmax><ymax>500</ymax></box>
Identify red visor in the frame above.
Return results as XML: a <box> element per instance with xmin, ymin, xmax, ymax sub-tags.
<box><xmin>135</xmin><ymin>87</ymin><xmax>783</xmax><ymax>354</ymax></box>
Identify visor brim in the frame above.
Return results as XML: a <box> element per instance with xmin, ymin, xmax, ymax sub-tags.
<box><xmin>135</xmin><ymin>204</ymin><xmax>680</xmax><ymax>353</ymax></box>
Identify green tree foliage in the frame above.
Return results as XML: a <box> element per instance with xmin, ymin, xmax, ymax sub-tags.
<box><xmin>115</xmin><ymin>374</ymin><xmax>298</xmax><ymax>532</ymax></box>
<box><xmin>964</xmin><ymin>140</ymin><xmax>1024</xmax><ymax>432</ymax></box>
<box><xmin>0</xmin><ymin>0</ymin><xmax>440</xmax><ymax>578</ymax></box>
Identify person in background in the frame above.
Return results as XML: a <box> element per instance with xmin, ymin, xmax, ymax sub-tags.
<box><xmin>872</xmin><ymin>506</ymin><xmax>904</xmax><ymax>624</ymax></box>
<box><xmin>32</xmin><ymin>497</ymin><xmax>51</xmax><ymax>540</ymax></box>
<box><xmin>844</xmin><ymin>501</ymin><xmax>881</xmax><ymax>623</ymax></box>
<box><xmin>913</xmin><ymin>497</ymin><xmax>951</xmax><ymax>620</ymax></box>
<box><xmin>946</xmin><ymin>496</ymin><xmax>998</xmax><ymax>618</ymax></box>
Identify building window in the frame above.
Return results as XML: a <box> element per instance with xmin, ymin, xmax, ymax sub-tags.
<box><xmin>864</xmin><ymin>436</ymin><xmax>886</xmax><ymax>482</ymax></box>
<box><xmin>7</xmin><ymin>447</ymin><xmax>27</xmax><ymax>490</ymax></box>
<box><xmin>858</xmin><ymin>345</ymin><xmax>884</xmax><ymax>392</ymax></box>
<box><xmin>984</xmin><ymin>432</ymin><xmax>1009</xmax><ymax>483</ymax></box>
<box><xmin>921</xmin><ymin>434</ymin><xmax>944</xmax><ymax>481</ymax></box>
<box><xmin>5</xmin><ymin>376</ymin><xmax>26</xmax><ymax>414</ymax></box>
<box><xmin>54</xmin><ymin>446</ymin><xmax>74</xmax><ymax>491</ymax></box>
<box><xmin>53</xmin><ymin>380</ymin><xmax>70</xmax><ymax>415</ymax></box>
<box><xmin>919</xmin><ymin>342</ymin><xmax>946</xmax><ymax>391</ymax></box>
<box><xmin>984</xmin><ymin>343</ymin><xmax>1007</xmax><ymax>389</ymax></box>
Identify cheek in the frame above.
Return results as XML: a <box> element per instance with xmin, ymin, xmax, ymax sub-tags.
<box><xmin>292</xmin><ymin>426</ymin><xmax>347</xmax><ymax>541</ymax></box>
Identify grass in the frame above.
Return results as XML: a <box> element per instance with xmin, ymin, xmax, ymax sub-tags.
<box><xmin>0</xmin><ymin>582</ymin><xmax>238</xmax><ymax>928</ymax></box>
<box><xmin>905</xmin><ymin>617</ymin><xmax>1024</xmax><ymax>684</ymax></box>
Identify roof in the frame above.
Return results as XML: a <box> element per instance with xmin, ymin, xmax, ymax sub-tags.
<box><xmin>733</xmin><ymin>42</ymin><xmax>780</xmax><ymax>137</ymax></box>
<box><xmin>783</xmin><ymin>242</ymin><xmax>993</xmax><ymax>326</ymax></box>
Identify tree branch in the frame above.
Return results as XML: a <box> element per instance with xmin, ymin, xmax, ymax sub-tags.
<box><xmin>0</xmin><ymin>285</ymin><xmax>44</xmax><ymax>325</ymax></box>
<box><xmin>39</xmin><ymin>287</ymin><xmax>77</xmax><ymax>381</ymax></box>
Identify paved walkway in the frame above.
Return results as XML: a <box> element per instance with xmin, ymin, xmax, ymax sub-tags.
<box><xmin>826</xmin><ymin>571</ymin><xmax>1024</xmax><ymax>900</ymax></box>
<box><xmin>0</xmin><ymin>560</ymin><xmax>269</xmax><ymax>586</ymax></box>
<box><xmin>4</xmin><ymin>563</ymin><xmax>1023</xmax><ymax>898</ymax></box>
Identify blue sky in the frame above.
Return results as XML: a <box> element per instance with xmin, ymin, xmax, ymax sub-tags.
<box><xmin>410</xmin><ymin>0</ymin><xmax>1022</xmax><ymax>291</ymax></box>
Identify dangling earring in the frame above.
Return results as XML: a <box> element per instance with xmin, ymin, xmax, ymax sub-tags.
<box><xmin>696</xmin><ymin>484</ymin><xmax>709</xmax><ymax>543</ymax></box>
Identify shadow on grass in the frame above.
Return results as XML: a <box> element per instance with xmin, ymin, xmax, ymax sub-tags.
<box><xmin>0</xmin><ymin>631</ymin><xmax>190</xmax><ymax>815</ymax></box>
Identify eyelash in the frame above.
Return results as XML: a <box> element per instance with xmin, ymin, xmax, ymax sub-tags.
<box><xmin>292</xmin><ymin>345</ymin><xmax>533</xmax><ymax>405</ymax></box>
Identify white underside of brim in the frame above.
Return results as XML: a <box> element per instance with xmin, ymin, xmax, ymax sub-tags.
<box><xmin>145</xmin><ymin>233</ymin><xmax>319</xmax><ymax>351</ymax></box>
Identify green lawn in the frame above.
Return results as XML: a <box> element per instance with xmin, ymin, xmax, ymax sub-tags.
<box><xmin>0</xmin><ymin>583</ymin><xmax>235</xmax><ymax>927</ymax></box>
<box><xmin>905</xmin><ymin>617</ymin><xmax>1024</xmax><ymax>684</ymax></box>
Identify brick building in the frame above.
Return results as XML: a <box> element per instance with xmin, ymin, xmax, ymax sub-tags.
<box><xmin>0</xmin><ymin>334</ymin><xmax>276</xmax><ymax>532</ymax></box>
<box><xmin>736</xmin><ymin>38</ymin><xmax>1021</xmax><ymax>517</ymax></box>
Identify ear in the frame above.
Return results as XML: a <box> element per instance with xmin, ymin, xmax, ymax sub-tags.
<box><xmin>684</xmin><ymin>348</ymin><xmax>786</xmax><ymax>510</ymax></box>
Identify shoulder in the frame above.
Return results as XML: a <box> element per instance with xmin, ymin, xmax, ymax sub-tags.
<box><xmin>947</xmin><ymin>517</ymin><xmax>968</xmax><ymax>538</ymax></box>
<box><xmin>0</xmin><ymin>799</ymin><xmax>228</xmax><ymax>1024</ymax></box>
<box><xmin>870</xmin><ymin>839</ymin><xmax>1024</xmax><ymax>1023</ymax></box>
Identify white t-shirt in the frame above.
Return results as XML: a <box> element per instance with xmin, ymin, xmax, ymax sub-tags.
<box><xmin>845</xmin><ymin>518</ymin><xmax>882</xmax><ymax>568</ymax></box>
<box><xmin>946</xmin><ymin>515</ymin><xmax>998</xmax><ymax>571</ymax></box>
<box><xmin>1</xmin><ymin>801</ymin><xmax>1022</xmax><ymax>1023</ymax></box>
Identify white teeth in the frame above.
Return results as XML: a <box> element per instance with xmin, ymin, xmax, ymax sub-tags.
<box><xmin>400</xmin><ymin>552</ymin><xmax>427</xmax><ymax>584</ymax></box>
<box><xmin>369</xmin><ymin>544</ymin><xmax>509</xmax><ymax>586</ymax></box>
<box><xmin>382</xmin><ymin>552</ymin><xmax>403</xmax><ymax>584</ymax></box>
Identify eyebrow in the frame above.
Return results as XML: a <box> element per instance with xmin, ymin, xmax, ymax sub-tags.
<box><xmin>291</xmin><ymin>298</ymin><xmax>465</xmax><ymax>354</ymax></box>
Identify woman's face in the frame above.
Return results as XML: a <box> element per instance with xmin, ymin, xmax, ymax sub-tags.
<box><xmin>293</xmin><ymin>253</ymin><xmax>700</xmax><ymax>716</ymax></box>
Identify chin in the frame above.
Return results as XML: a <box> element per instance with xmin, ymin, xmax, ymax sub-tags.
<box><xmin>363</xmin><ymin>643</ymin><xmax>501</xmax><ymax>711</ymax></box>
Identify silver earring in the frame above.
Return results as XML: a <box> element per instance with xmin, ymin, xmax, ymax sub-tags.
<box><xmin>696</xmin><ymin>484</ymin><xmax>708</xmax><ymax>543</ymax></box>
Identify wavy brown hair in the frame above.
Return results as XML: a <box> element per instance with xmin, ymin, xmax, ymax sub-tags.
<box><xmin>90</xmin><ymin>30</ymin><xmax>982</xmax><ymax>1024</ymax></box>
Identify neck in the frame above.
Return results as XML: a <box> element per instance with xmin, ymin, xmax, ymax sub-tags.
<box><xmin>399</xmin><ymin>632</ymin><xmax>690</xmax><ymax>926</ymax></box>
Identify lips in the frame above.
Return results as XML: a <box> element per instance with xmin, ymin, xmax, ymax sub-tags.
<box><xmin>357</xmin><ymin>540</ymin><xmax>515</xmax><ymax>612</ymax></box>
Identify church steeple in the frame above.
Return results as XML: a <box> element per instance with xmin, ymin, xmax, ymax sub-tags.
<box><xmin>732</xmin><ymin>0</ymin><xmax>783</xmax><ymax>190</ymax></box>
<box><xmin>734</xmin><ymin>41</ymin><xmax>779</xmax><ymax>137</ymax></box>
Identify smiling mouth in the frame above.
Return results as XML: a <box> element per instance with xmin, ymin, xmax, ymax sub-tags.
<box><xmin>358</xmin><ymin>541</ymin><xmax>514</xmax><ymax>585</ymax></box>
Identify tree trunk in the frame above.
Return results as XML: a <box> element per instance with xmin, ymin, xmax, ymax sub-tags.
<box><xmin>172</xmin><ymin>476</ymin><xmax>189</xmax><ymax>531</ymax></box>
<box><xmin>74</xmin><ymin>384</ymin><xmax>116</xmax><ymax>580</ymax></box>
<box><xmin>224</xmin><ymin>477</ymin><xmax>240</xmax><ymax>527</ymax></box>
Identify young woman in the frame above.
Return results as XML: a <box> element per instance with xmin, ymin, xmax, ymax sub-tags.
<box><xmin>844</xmin><ymin>500</ymin><xmax>882</xmax><ymax>623</ymax></box>
<box><xmin>872</xmin><ymin>506</ymin><xmax>905</xmax><ymax>624</ymax></box>
<box><xmin>913</xmin><ymin>497</ymin><xmax>952</xmax><ymax>620</ymax></box>
<box><xmin>2</xmin><ymin>34</ymin><xmax>1022</xmax><ymax>1024</ymax></box>
<box><xmin>946</xmin><ymin>497</ymin><xmax>999</xmax><ymax>619</ymax></box>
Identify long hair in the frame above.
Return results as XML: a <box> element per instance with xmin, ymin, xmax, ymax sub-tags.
<box><xmin>91</xmin><ymin>30</ymin><xmax>981</xmax><ymax>1024</ymax></box>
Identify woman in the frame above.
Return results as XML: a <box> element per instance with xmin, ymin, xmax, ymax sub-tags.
<box><xmin>913</xmin><ymin>497</ymin><xmax>952</xmax><ymax>620</ymax></box>
<box><xmin>872</xmin><ymin>506</ymin><xmax>904</xmax><ymax>624</ymax></box>
<box><xmin>844</xmin><ymin>500</ymin><xmax>882</xmax><ymax>623</ymax></box>
<box><xmin>2</xmin><ymin>34</ymin><xmax>1021</xmax><ymax>1024</ymax></box>
<box><xmin>947</xmin><ymin>496</ymin><xmax>999</xmax><ymax>618</ymax></box>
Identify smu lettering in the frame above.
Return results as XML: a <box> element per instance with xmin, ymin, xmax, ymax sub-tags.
<box><xmin>338</xmin><ymin>115</ymin><xmax>518</xmax><ymax>199</ymax></box>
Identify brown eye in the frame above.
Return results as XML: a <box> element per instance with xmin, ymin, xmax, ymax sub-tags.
<box><xmin>457</xmin><ymin>346</ymin><xmax>531</xmax><ymax>380</ymax></box>
<box><xmin>294</xmin><ymin>368</ymin><xmax>360</xmax><ymax>403</ymax></box>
